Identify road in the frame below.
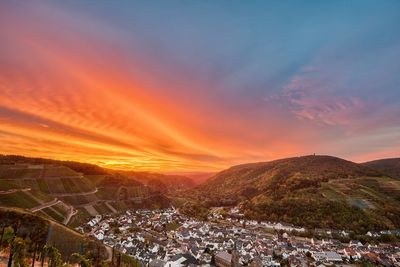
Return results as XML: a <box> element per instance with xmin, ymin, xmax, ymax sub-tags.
<box><xmin>0</xmin><ymin>188</ymin><xmax>31</xmax><ymax>195</ymax></box>
<box><xmin>63</xmin><ymin>206</ymin><xmax>78</xmax><ymax>225</ymax></box>
<box><xmin>50</xmin><ymin>187</ymin><xmax>98</xmax><ymax>197</ymax></box>
<box><xmin>30</xmin><ymin>199</ymin><xmax>60</xmax><ymax>212</ymax></box>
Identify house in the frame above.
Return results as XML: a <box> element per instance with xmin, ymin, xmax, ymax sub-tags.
<box><xmin>324</xmin><ymin>252</ymin><xmax>342</xmax><ymax>262</ymax></box>
<box><xmin>288</xmin><ymin>255</ymin><xmax>307</xmax><ymax>267</ymax></box>
<box><xmin>312</xmin><ymin>252</ymin><xmax>326</xmax><ymax>262</ymax></box>
<box><xmin>366</xmin><ymin>231</ymin><xmax>380</xmax><ymax>238</ymax></box>
<box><xmin>343</xmin><ymin>248</ymin><xmax>360</xmax><ymax>260</ymax></box>
<box><xmin>349</xmin><ymin>240</ymin><xmax>363</xmax><ymax>247</ymax></box>
<box><xmin>215</xmin><ymin>251</ymin><xmax>232</xmax><ymax>267</ymax></box>
<box><xmin>164</xmin><ymin>253</ymin><xmax>199</xmax><ymax>266</ymax></box>
<box><xmin>149</xmin><ymin>259</ymin><xmax>166</xmax><ymax>267</ymax></box>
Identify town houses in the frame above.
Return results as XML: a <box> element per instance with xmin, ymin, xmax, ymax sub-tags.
<box><xmin>77</xmin><ymin>208</ymin><xmax>400</xmax><ymax>267</ymax></box>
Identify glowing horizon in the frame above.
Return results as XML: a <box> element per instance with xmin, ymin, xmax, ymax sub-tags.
<box><xmin>1</xmin><ymin>1</ymin><xmax>400</xmax><ymax>172</ymax></box>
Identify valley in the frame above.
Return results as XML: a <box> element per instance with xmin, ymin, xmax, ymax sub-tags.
<box><xmin>1</xmin><ymin>154</ymin><xmax>400</xmax><ymax>266</ymax></box>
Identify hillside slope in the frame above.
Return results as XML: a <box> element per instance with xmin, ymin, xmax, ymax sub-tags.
<box><xmin>187</xmin><ymin>155</ymin><xmax>400</xmax><ymax>232</ymax></box>
<box><xmin>0</xmin><ymin>159</ymin><xmax>170</xmax><ymax>226</ymax></box>
<box><xmin>0</xmin><ymin>207</ymin><xmax>107</xmax><ymax>262</ymax></box>
<box><xmin>362</xmin><ymin>158</ymin><xmax>400</xmax><ymax>179</ymax></box>
<box><xmin>0</xmin><ymin>154</ymin><xmax>195</xmax><ymax>192</ymax></box>
<box><xmin>0</xmin><ymin>207</ymin><xmax>140</xmax><ymax>266</ymax></box>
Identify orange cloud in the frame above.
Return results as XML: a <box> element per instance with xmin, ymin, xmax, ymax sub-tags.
<box><xmin>2</xmin><ymin>3</ymin><xmax>396</xmax><ymax>171</ymax></box>
<box><xmin>0</xmin><ymin>5</ymin><xmax>254</xmax><ymax>171</ymax></box>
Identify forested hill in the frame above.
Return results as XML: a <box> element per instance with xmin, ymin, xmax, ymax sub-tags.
<box><xmin>185</xmin><ymin>155</ymin><xmax>400</xmax><ymax>233</ymax></box>
<box><xmin>0</xmin><ymin>208</ymin><xmax>106</xmax><ymax>265</ymax></box>
<box><xmin>362</xmin><ymin>158</ymin><xmax>400</xmax><ymax>179</ymax></box>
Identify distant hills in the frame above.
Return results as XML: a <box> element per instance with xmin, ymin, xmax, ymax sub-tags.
<box><xmin>185</xmin><ymin>155</ymin><xmax>400</xmax><ymax>233</ymax></box>
<box><xmin>362</xmin><ymin>158</ymin><xmax>400</xmax><ymax>179</ymax></box>
<box><xmin>111</xmin><ymin>170</ymin><xmax>196</xmax><ymax>194</ymax></box>
<box><xmin>163</xmin><ymin>172</ymin><xmax>216</xmax><ymax>185</ymax></box>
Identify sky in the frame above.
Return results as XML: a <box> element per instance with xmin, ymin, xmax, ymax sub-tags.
<box><xmin>0</xmin><ymin>1</ymin><xmax>400</xmax><ymax>172</ymax></box>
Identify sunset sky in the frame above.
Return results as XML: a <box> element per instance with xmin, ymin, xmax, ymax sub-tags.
<box><xmin>1</xmin><ymin>1</ymin><xmax>400</xmax><ymax>172</ymax></box>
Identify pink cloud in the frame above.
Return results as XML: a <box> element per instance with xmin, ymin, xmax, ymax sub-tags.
<box><xmin>277</xmin><ymin>67</ymin><xmax>369</xmax><ymax>126</ymax></box>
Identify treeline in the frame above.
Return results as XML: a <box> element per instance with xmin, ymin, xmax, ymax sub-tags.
<box><xmin>297</xmin><ymin>229</ymin><xmax>400</xmax><ymax>244</ymax></box>
<box><xmin>179</xmin><ymin>202</ymin><xmax>209</xmax><ymax>221</ymax></box>
<box><xmin>1</xmin><ymin>210</ymin><xmax>49</xmax><ymax>267</ymax></box>
<box><xmin>242</xmin><ymin>197</ymin><xmax>388</xmax><ymax>234</ymax></box>
<box><xmin>0</xmin><ymin>209</ymin><xmax>140</xmax><ymax>266</ymax></box>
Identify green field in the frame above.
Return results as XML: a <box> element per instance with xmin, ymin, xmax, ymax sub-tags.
<box><xmin>60</xmin><ymin>193</ymin><xmax>99</xmax><ymax>206</ymax></box>
<box><xmin>61</xmin><ymin>177</ymin><xmax>95</xmax><ymax>193</ymax></box>
<box><xmin>36</xmin><ymin>178</ymin><xmax>50</xmax><ymax>193</ymax></box>
<box><xmin>43</xmin><ymin>165</ymin><xmax>81</xmax><ymax>177</ymax></box>
<box><xmin>0</xmin><ymin>166</ymin><xmax>42</xmax><ymax>179</ymax></box>
<box><xmin>27</xmin><ymin>189</ymin><xmax>54</xmax><ymax>202</ymax></box>
<box><xmin>96</xmin><ymin>187</ymin><xmax>118</xmax><ymax>199</ymax></box>
<box><xmin>0</xmin><ymin>191</ymin><xmax>40</xmax><ymax>209</ymax></box>
<box><xmin>37</xmin><ymin>208</ymin><xmax>63</xmax><ymax>223</ymax></box>
<box><xmin>0</xmin><ymin>179</ymin><xmax>19</xmax><ymax>190</ymax></box>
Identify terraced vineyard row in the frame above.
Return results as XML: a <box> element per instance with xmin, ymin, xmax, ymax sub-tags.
<box><xmin>322</xmin><ymin>177</ymin><xmax>400</xmax><ymax>212</ymax></box>
<box><xmin>0</xmin><ymin>163</ymin><xmax>170</xmax><ymax>227</ymax></box>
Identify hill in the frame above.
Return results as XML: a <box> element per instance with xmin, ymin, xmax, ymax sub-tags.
<box><xmin>115</xmin><ymin>171</ymin><xmax>196</xmax><ymax>193</ymax></box>
<box><xmin>0</xmin><ymin>156</ymin><xmax>171</xmax><ymax>227</ymax></box>
<box><xmin>0</xmin><ymin>155</ymin><xmax>107</xmax><ymax>175</ymax></box>
<box><xmin>0</xmin><ymin>154</ymin><xmax>195</xmax><ymax>193</ymax></box>
<box><xmin>362</xmin><ymin>158</ymin><xmax>400</xmax><ymax>179</ymax></box>
<box><xmin>165</xmin><ymin>172</ymin><xmax>216</xmax><ymax>185</ymax></box>
<box><xmin>185</xmin><ymin>155</ymin><xmax>400</xmax><ymax>233</ymax></box>
<box><xmin>0</xmin><ymin>207</ymin><xmax>106</xmax><ymax>263</ymax></box>
<box><xmin>0</xmin><ymin>207</ymin><xmax>140</xmax><ymax>266</ymax></box>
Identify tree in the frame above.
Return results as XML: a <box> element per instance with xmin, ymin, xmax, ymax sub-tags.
<box><xmin>0</xmin><ymin>211</ymin><xmax>14</xmax><ymax>247</ymax></box>
<box><xmin>12</xmin><ymin>237</ymin><xmax>28</xmax><ymax>267</ymax></box>
<box><xmin>40</xmin><ymin>245</ymin><xmax>48</xmax><ymax>267</ymax></box>
<box><xmin>0</xmin><ymin>226</ymin><xmax>5</xmax><ymax>247</ymax></box>
<box><xmin>7</xmin><ymin>219</ymin><xmax>21</xmax><ymax>267</ymax></box>
<box><xmin>29</xmin><ymin>221</ymin><xmax>48</xmax><ymax>267</ymax></box>
<box><xmin>1</xmin><ymin>227</ymin><xmax>14</xmax><ymax>252</ymax></box>
<box><xmin>71</xmin><ymin>253</ymin><xmax>90</xmax><ymax>267</ymax></box>
<box><xmin>44</xmin><ymin>245</ymin><xmax>62</xmax><ymax>267</ymax></box>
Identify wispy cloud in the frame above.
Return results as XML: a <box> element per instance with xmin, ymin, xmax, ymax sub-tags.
<box><xmin>279</xmin><ymin>67</ymin><xmax>368</xmax><ymax>126</ymax></box>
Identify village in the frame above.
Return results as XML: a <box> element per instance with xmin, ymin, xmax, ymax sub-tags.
<box><xmin>77</xmin><ymin>208</ymin><xmax>400</xmax><ymax>267</ymax></box>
